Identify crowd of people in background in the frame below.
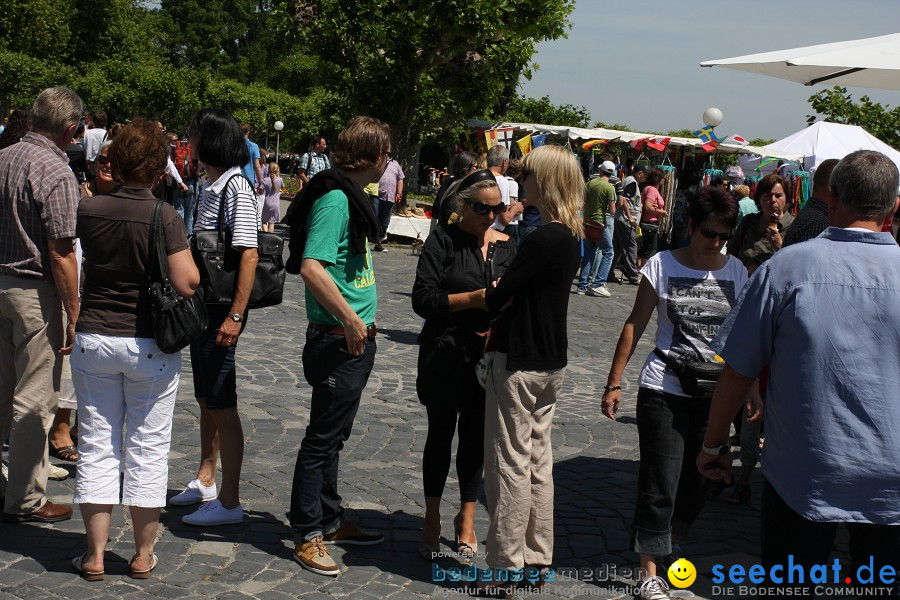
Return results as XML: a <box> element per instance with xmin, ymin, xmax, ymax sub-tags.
<box><xmin>1</xmin><ymin>87</ymin><xmax>898</xmax><ymax>600</ymax></box>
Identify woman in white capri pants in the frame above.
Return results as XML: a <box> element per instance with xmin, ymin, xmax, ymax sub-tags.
<box><xmin>70</xmin><ymin>119</ymin><xmax>200</xmax><ymax>581</ymax></box>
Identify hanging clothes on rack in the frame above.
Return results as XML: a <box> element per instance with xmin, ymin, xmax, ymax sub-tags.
<box><xmin>746</xmin><ymin>174</ymin><xmax>762</xmax><ymax>199</ymax></box>
<box><xmin>701</xmin><ymin>169</ymin><xmax>723</xmax><ymax>187</ymax></box>
<box><xmin>787</xmin><ymin>170</ymin><xmax>810</xmax><ymax>214</ymax></box>
<box><xmin>657</xmin><ymin>165</ymin><xmax>678</xmax><ymax>241</ymax></box>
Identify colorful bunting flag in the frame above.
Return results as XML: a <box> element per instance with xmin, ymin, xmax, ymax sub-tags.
<box><xmin>701</xmin><ymin>140</ymin><xmax>719</xmax><ymax>153</ymax></box>
<box><xmin>494</xmin><ymin>127</ymin><xmax>514</xmax><ymax>149</ymax></box>
<box><xmin>646</xmin><ymin>136</ymin><xmax>671</xmax><ymax>152</ymax></box>
<box><xmin>532</xmin><ymin>134</ymin><xmax>547</xmax><ymax>148</ymax></box>
<box><xmin>693</xmin><ymin>126</ymin><xmax>718</xmax><ymax>143</ymax></box>
<box><xmin>582</xmin><ymin>139</ymin><xmax>608</xmax><ymax>150</ymax></box>
<box><xmin>722</xmin><ymin>134</ymin><xmax>748</xmax><ymax>147</ymax></box>
<box><xmin>516</xmin><ymin>134</ymin><xmax>533</xmax><ymax>156</ymax></box>
<box><xmin>629</xmin><ymin>138</ymin><xmax>649</xmax><ymax>151</ymax></box>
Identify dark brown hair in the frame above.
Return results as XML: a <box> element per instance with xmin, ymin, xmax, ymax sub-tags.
<box><xmin>687</xmin><ymin>186</ymin><xmax>739</xmax><ymax>229</ymax></box>
<box><xmin>109</xmin><ymin>119</ymin><xmax>168</xmax><ymax>185</ymax></box>
<box><xmin>331</xmin><ymin>116</ymin><xmax>391</xmax><ymax>171</ymax></box>
<box><xmin>754</xmin><ymin>173</ymin><xmax>790</xmax><ymax>203</ymax></box>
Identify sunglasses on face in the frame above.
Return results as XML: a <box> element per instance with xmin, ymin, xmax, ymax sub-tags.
<box><xmin>467</xmin><ymin>200</ymin><xmax>507</xmax><ymax>216</ymax></box>
<box><xmin>97</xmin><ymin>155</ymin><xmax>111</xmax><ymax>166</ymax></box>
<box><xmin>698</xmin><ymin>227</ymin><xmax>732</xmax><ymax>241</ymax></box>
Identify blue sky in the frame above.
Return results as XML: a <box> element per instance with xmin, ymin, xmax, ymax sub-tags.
<box><xmin>519</xmin><ymin>0</ymin><xmax>900</xmax><ymax>142</ymax></box>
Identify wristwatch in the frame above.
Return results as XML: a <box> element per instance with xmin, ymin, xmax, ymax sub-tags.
<box><xmin>228</xmin><ymin>312</ymin><xmax>243</xmax><ymax>323</ymax></box>
<box><xmin>702</xmin><ymin>443</ymin><xmax>731</xmax><ymax>456</ymax></box>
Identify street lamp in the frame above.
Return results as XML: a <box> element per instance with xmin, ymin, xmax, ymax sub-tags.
<box><xmin>274</xmin><ymin>120</ymin><xmax>284</xmax><ymax>165</ymax></box>
<box><xmin>702</xmin><ymin>107</ymin><xmax>723</xmax><ymax>128</ymax></box>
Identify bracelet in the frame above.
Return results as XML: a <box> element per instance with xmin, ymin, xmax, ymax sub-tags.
<box><xmin>603</xmin><ymin>385</ymin><xmax>621</xmax><ymax>393</ymax></box>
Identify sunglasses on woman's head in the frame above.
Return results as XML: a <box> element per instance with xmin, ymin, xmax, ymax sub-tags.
<box><xmin>467</xmin><ymin>200</ymin><xmax>507</xmax><ymax>216</ymax></box>
<box><xmin>698</xmin><ymin>227</ymin><xmax>732</xmax><ymax>241</ymax></box>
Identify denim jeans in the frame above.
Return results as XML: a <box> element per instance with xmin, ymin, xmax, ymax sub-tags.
<box><xmin>632</xmin><ymin>387</ymin><xmax>710</xmax><ymax>557</ymax></box>
<box><xmin>369</xmin><ymin>195</ymin><xmax>393</xmax><ymax>241</ymax></box>
<box><xmin>577</xmin><ymin>238</ymin><xmax>601</xmax><ymax>291</ymax></box>
<box><xmin>593</xmin><ymin>215</ymin><xmax>615</xmax><ymax>285</ymax></box>
<box><xmin>182</xmin><ymin>179</ymin><xmax>197</xmax><ymax>235</ymax></box>
<box><xmin>290</xmin><ymin>329</ymin><xmax>377</xmax><ymax>540</ymax></box>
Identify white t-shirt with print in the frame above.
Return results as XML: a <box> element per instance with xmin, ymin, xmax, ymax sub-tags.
<box><xmin>637</xmin><ymin>251</ymin><xmax>748</xmax><ymax>397</ymax></box>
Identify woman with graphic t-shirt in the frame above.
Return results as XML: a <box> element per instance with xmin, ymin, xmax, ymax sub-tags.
<box><xmin>601</xmin><ymin>187</ymin><xmax>749</xmax><ymax>600</ymax></box>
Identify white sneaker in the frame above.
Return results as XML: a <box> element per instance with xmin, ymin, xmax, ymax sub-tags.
<box><xmin>169</xmin><ymin>479</ymin><xmax>217</xmax><ymax>506</ymax></box>
<box><xmin>587</xmin><ymin>286</ymin><xmax>611</xmax><ymax>297</ymax></box>
<box><xmin>637</xmin><ymin>576</ymin><xmax>673</xmax><ymax>600</ymax></box>
<box><xmin>48</xmin><ymin>464</ymin><xmax>69</xmax><ymax>481</ymax></box>
<box><xmin>182</xmin><ymin>499</ymin><xmax>244</xmax><ymax>526</ymax></box>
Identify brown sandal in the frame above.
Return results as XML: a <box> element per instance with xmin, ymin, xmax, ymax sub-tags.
<box><xmin>72</xmin><ymin>554</ymin><xmax>104</xmax><ymax>581</ymax></box>
<box><xmin>129</xmin><ymin>553</ymin><xmax>159</xmax><ymax>579</ymax></box>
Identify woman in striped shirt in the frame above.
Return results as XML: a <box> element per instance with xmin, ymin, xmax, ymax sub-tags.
<box><xmin>170</xmin><ymin>108</ymin><xmax>260</xmax><ymax>527</ymax></box>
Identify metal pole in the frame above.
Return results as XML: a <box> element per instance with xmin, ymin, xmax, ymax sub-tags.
<box><xmin>276</xmin><ymin>133</ymin><xmax>280</xmax><ymax>165</ymax></box>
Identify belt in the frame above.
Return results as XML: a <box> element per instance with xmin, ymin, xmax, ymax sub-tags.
<box><xmin>308</xmin><ymin>323</ymin><xmax>377</xmax><ymax>339</ymax></box>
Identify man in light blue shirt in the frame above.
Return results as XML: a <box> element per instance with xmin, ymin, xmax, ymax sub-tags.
<box><xmin>698</xmin><ymin>150</ymin><xmax>900</xmax><ymax>583</ymax></box>
<box><xmin>240</xmin><ymin>123</ymin><xmax>263</xmax><ymax>193</ymax></box>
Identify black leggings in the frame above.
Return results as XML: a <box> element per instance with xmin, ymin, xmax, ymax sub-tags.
<box><xmin>422</xmin><ymin>387</ymin><xmax>485</xmax><ymax>502</ymax></box>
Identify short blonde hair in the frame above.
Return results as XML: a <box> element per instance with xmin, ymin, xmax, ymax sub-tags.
<box><xmin>522</xmin><ymin>145</ymin><xmax>584</xmax><ymax>239</ymax></box>
<box><xmin>732</xmin><ymin>184</ymin><xmax>750</xmax><ymax>199</ymax></box>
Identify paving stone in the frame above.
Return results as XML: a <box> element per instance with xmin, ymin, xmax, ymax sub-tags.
<box><xmin>0</xmin><ymin>250</ymin><xmax>764</xmax><ymax>599</ymax></box>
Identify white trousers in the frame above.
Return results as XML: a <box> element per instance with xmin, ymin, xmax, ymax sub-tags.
<box><xmin>70</xmin><ymin>333</ymin><xmax>180</xmax><ymax>507</ymax></box>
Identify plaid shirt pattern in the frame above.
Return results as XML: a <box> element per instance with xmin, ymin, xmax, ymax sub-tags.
<box><xmin>299</xmin><ymin>151</ymin><xmax>331</xmax><ymax>179</ymax></box>
<box><xmin>0</xmin><ymin>132</ymin><xmax>79</xmax><ymax>279</ymax></box>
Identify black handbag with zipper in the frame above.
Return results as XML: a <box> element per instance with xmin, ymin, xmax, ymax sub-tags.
<box><xmin>191</xmin><ymin>173</ymin><xmax>285</xmax><ymax>309</ymax></box>
<box><xmin>148</xmin><ymin>200</ymin><xmax>208</xmax><ymax>353</ymax></box>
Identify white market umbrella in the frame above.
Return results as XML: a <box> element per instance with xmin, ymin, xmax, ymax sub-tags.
<box><xmin>701</xmin><ymin>33</ymin><xmax>900</xmax><ymax>90</ymax></box>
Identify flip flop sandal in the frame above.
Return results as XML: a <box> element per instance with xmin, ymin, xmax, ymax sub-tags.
<box><xmin>72</xmin><ymin>554</ymin><xmax>104</xmax><ymax>581</ymax></box>
<box><xmin>129</xmin><ymin>553</ymin><xmax>159</xmax><ymax>579</ymax></box>
<box><xmin>50</xmin><ymin>444</ymin><xmax>78</xmax><ymax>462</ymax></box>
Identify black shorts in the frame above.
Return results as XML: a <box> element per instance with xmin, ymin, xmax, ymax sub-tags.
<box><xmin>189</xmin><ymin>305</ymin><xmax>248</xmax><ymax>410</ymax></box>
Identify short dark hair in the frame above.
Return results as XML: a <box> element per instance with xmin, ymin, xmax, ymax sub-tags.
<box><xmin>313</xmin><ymin>135</ymin><xmax>326</xmax><ymax>146</ymax></box>
<box><xmin>108</xmin><ymin>119</ymin><xmax>168</xmax><ymax>185</ymax></box>
<box><xmin>331</xmin><ymin>116</ymin><xmax>390</xmax><ymax>171</ymax></box>
<box><xmin>453</xmin><ymin>151</ymin><xmax>477</xmax><ymax>177</ymax></box>
<box><xmin>645</xmin><ymin>168</ymin><xmax>664</xmax><ymax>187</ymax></box>
<box><xmin>830</xmin><ymin>150</ymin><xmax>900</xmax><ymax>221</ymax></box>
<box><xmin>687</xmin><ymin>186</ymin><xmax>739</xmax><ymax>230</ymax></box>
<box><xmin>754</xmin><ymin>173</ymin><xmax>789</xmax><ymax>203</ymax></box>
<box><xmin>92</xmin><ymin>110</ymin><xmax>108</xmax><ymax>129</ymax></box>
<box><xmin>190</xmin><ymin>108</ymin><xmax>249</xmax><ymax>169</ymax></box>
<box><xmin>240</xmin><ymin>122</ymin><xmax>251</xmax><ymax>136</ymax></box>
<box><xmin>812</xmin><ymin>158</ymin><xmax>839</xmax><ymax>192</ymax></box>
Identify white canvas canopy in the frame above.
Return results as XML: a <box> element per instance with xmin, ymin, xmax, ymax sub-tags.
<box><xmin>701</xmin><ymin>33</ymin><xmax>900</xmax><ymax>90</ymax></box>
<box><xmin>738</xmin><ymin>121</ymin><xmax>900</xmax><ymax>174</ymax></box>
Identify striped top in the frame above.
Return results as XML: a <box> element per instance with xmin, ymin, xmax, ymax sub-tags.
<box><xmin>194</xmin><ymin>166</ymin><xmax>259</xmax><ymax>248</ymax></box>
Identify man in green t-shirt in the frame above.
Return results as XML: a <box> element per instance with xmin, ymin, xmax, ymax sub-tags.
<box><xmin>290</xmin><ymin>116</ymin><xmax>391</xmax><ymax>577</ymax></box>
<box><xmin>577</xmin><ymin>160</ymin><xmax>618</xmax><ymax>296</ymax></box>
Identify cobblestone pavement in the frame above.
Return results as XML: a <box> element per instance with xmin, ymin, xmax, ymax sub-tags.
<box><xmin>0</xmin><ymin>244</ymin><xmax>765</xmax><ymax>599</ymax></box>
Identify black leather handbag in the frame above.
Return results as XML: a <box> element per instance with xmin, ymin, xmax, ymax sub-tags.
<box><xmin>191</xmin><ymin>174</ymin><xmax>285</xmax><ymax>309</ymax></box>
<box><xmin>148</xmin><ymin>201</ymin><xmax>208</xmax><ymax>353</ymax></box>
<box><xmin>654</xmin><ymin>347</ymin><xmax>725</xmax><ymax>400</ymax></box>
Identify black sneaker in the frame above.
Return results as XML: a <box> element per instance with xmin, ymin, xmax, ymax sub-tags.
<box><xmin>373</xmin><ymin>244</ymin><xmax>387</xmax><ymax>252</ymax></box>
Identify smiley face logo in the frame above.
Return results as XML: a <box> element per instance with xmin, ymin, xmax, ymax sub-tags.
<box><xmin>667</xmin><ymin>558</ymin><xmax>696</xmax><ymax>588</ymax></box>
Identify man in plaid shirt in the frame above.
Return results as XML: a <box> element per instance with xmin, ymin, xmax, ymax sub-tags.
<box><xmin>0</xmin><ymin>87</ymin><xmax>83</xmax><ymax>524</ymax></box>
<box><xmin>298</xmin><ymin>135</ymin><xmax>331</xmax><ymax>185</ymax></box>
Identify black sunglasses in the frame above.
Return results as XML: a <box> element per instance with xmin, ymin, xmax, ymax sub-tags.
<box><xmin>698</xmin><ymin>227</ymin><xmax>733</xmax><ymax>241</ymax></box>
<box><xmin>467</xmin><ymin>200</ymin><xmax>507</xmax><ymax>216</ymax></box>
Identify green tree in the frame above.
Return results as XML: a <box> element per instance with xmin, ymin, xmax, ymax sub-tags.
<box><xmin>0</xmin><ymin>0</ymin><xmax>73</xmax><ymax>61</ymax></box>
<box><xmin>280</xmin><ymin>0</ymin><xmax>576</xmax><ymax>185</ymax></box>
<box><xmin>502</xmin><ymin>94</ymin><xmax>590</xmax><ymax>128</ymax></box>
<box><xmin>807</xmin><ymin>85</ymin><xmax>900</xmax><ymax>149</ymax></box>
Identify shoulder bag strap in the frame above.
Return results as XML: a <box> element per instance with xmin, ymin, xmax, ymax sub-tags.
<box><xmin>653</xmin><ymin>347</ymin><xmax>683</xmax><ymax>374</ymax></box>
<box><xmin>216</xmin><ymin>173</ymin><xmax>251</xmax><ymax>240</ymax></box>
<box><xmin>149</xmin><ymin>200</ymin><xmax>170</xmax><ymax>285</ymax></box>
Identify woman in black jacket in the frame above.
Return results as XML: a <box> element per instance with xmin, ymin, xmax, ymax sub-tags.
<box><xmin>412</xmin><ymin>169</ymin><xmax>516</xmax><ymax>562</ymax></box>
